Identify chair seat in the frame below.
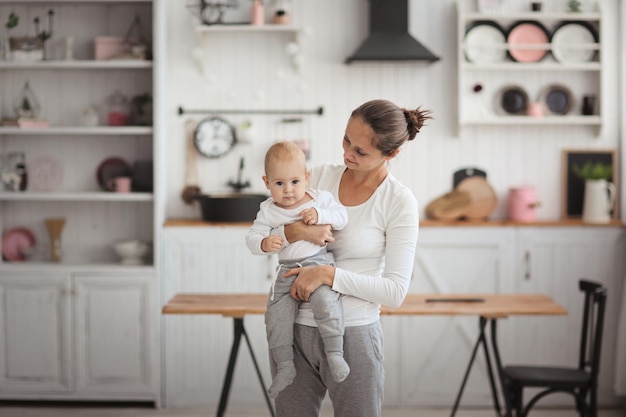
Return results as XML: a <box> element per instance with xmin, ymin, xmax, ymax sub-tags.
<box><xmin>503</xmin><ymin>365</ymin><xmax>591</xmax><ymax>387</ymax></box>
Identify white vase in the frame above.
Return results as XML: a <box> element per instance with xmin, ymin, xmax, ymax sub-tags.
<box><xmin>582</xmin><ymin>179</ymin><xmax>616</xmax><ymax>224</ymax></box>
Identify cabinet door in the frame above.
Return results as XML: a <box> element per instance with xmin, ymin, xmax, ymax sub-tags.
<box><xmin>382</xmin><ymin>227</ymin><xmax>516</xmax><ymax>407</ymax></box>
<box><xmin>0</xmin><ymin>272</ymin><xmax>71</xmax><ymax>395</ymax></box>
<box><xmin>73</xmin><ymin>273</ymin><xmax>157</xmax><ymax>399</ymax></box>
<box><xmin>511</xmin><ymin>227</ymin><xmax>625</xmax><ymax>406</ymax></box>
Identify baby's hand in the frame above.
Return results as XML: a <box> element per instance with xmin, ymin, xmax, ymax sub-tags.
<box><xmin>299</xmin><ymin>208</ymin><xmax>319</xmax><ymax>225</ymax></box>
<box><xmin>261</xmin><ymin>236</ymin><xmax>284</xmax><ymax>253</ymax></box>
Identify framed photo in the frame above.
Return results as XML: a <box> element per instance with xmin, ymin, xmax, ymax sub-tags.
<box><xmin>561</xmin><ymin>149</ymin><xmax>617</xmax><ymax>219</ymax></box>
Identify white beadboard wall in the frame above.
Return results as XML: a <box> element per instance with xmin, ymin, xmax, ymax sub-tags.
<box><xmin>164</xmin><ymin>0</ymin><xmax>621</xmax><ymax>221</ymax></box>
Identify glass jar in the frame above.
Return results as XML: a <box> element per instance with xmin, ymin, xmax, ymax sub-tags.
<box><xmin>107</xmin><ymin>90</ymin><xmax>129</xmax><ymax>126</ymax></box>
<box><xmin>1</xmin><ymin>151</ymin><xmax>28</xmax><ymax>191</ymax></box>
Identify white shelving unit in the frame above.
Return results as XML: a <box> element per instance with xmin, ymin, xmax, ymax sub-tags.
<box><xmin>456</xmin><ymin>1</ymin><xmax>603</xmax><ymax>135</ymax></box>
<box><xmin>193</xmin><ymin>24</ymin><xmax>302</xmax><ymax>73</ymax></box>
<box><xmin>0</xmin><ymin>0</ymin><xmax>162</xmax><ymax>404</ymax></box>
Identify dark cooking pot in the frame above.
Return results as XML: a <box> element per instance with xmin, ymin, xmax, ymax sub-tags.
<box><xmin>195</xmin><ymin>193</ymin><xmax>268</xmax><ymax>222</ymax></box>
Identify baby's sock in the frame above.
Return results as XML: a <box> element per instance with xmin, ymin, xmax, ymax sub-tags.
<box><xmin>327</xmin><ymin>352</ymin><xmax>350</xmax><ymax>383</ymax></box>
<box><xmin>268</xmin><ymin>361</ymin><xmax>296</xmax><ymax>398</ymax></box>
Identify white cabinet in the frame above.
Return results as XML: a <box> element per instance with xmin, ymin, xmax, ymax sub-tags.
<box><xmin>0</xmin><ymin>271</ymin><xmax>158</xmax><ymax>401</ymax></box>
<box><xmin>508</xmin><ymin>227</ymin><xmax>625</xmax><ymax>406</ymax></box>
<box><xmin>456</xmin><ymin>0</ymin><xmax>603</xmax><ymax>133</ymax></box>
<box><xmin>0</xmin><ymin>272</ymin><xmax>71</xmax><ymax>394</ymax></box>
<box><xmin>0</xmin><ymin>0</ymin><xmax>163</xmax><ymax>403</ymax></box>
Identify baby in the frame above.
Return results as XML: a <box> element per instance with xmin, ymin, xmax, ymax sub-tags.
<box><xmin>246</xmin><ymin>141</ymin><xmax>350</xmax><ymax>398</ymax></box>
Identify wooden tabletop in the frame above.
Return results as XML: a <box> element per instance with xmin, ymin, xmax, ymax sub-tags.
<box><xmin>162</xmin><ymin>293</ymin><xmax>567</xmax><ymax>319</ymax></box>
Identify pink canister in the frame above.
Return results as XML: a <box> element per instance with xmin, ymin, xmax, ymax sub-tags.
<box><xmin>508</xmin><ymin>186</ymin><xmax>539</xmax><ymax>222</ymax></box>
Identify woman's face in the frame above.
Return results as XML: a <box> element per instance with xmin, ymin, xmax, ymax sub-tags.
<box><xmin>342</xmin><ymin>117</ymin><xmax>389</xmax><ymax>172</ymax></box>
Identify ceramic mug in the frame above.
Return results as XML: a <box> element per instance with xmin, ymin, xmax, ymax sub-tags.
<box><xmin>107</xmin><ymin>176</ymin><xmax>131</xmax><ymax>193</ymax></box>
<box><xmin>508</xmin><ymin>186</ymin><xmax>540</xmax><ymax>222</ymax></box>
<box><xmin>527</xmin><ymin>102</ymin><xmax>544</xmax><ymax>117</ymax></box>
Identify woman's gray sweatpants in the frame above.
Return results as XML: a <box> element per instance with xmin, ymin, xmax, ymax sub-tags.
<box><xmin>271</xmin><ymin>321</ymin><xmax>385</xmax><ymax>417</ymax></box>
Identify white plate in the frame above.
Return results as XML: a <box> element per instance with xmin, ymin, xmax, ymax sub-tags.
<box><xmin>464</xmin><ymin>22</ymin><xmax>507</xmax><ymax>64</ymax></box>
<box><xmin>551</xmin><ymin>22</ymin><xmax>598</xmax><ymax>63</ymax></box>
<box><xmin>29</xmin><ymin>155</ymin><xmax>63</xmax><ymax>191</ymax></box>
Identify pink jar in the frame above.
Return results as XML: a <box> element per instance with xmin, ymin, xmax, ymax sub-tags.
<box><xmin>508</xmin><ymin>186</ymin><xmax>539</xmax><ymax>222</ymax></box>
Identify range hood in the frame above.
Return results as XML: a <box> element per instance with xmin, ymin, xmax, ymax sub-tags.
<box><xmin>346</xmin><ymin>0</ymin><xmax>440</xmax><ymax>64</ymax></box>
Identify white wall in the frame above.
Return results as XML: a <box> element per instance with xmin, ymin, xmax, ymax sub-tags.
<box><xmin>163</xmin><ymin>0</ymin><xmax>621</xmax><ymax>221</ymax></box>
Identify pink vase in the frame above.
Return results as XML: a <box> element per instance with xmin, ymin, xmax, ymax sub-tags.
<box><xmin>251</xmin><ymin>0</ymin><xmax>264</xmax><ymax>25</ymax></box>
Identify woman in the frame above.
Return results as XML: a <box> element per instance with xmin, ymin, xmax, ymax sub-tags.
<box><xmin>270</xmin><ymin>99</ymin><xmax>431</xmax><ymax>417</ymax></box>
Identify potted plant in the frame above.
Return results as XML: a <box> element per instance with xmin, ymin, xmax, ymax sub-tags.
<box><xmin>2</xmin><ymin>12</ymin><xmax>18</xmax><ymax>60</ymax></box>
<box><xmin>573</xmin><ymin>161</ymin><xmax>615</xmax><ymax>223</ymax></box>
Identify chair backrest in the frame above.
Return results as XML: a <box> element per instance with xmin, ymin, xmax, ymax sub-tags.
<box><xmin>577</xmin><ymin>279</ymin><xmax>607</xmax><ymax>385</ymax></box>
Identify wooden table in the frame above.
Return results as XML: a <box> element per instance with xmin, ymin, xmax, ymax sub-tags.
<box><xmin>163</xmin><ymin>293</ymin><xmax>567</xmax><ymax>417</ymax></box>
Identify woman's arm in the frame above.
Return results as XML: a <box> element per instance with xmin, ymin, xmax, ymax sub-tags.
<box><xmin>282</xmin><ymin>221</ymin><xmax>335</xmax><ymax>246</ymax></box>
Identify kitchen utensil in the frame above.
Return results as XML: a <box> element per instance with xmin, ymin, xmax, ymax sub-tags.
<box><xmin>181</xmin><ymin>119</ymin><xmax>201</xmax><ymax>204</ymax></box>
<box><xmin>44</xmin><ymin>218</ymin><xmax>65</xmax><ymax>262</ymax></box>
<box><xmin>463</xmin><ymin>21</ymin><xmax>507</xmax><ymax>64</ymax></box>
<box><xmin>107</xmin><ymin>176</ymin><xmax>131</xmax><ymax>193</ymax></box>
<box><xmin>507</xmin><ymin>21</ymin><xmax>549</xmax><ymax>62</ymax></box>
<box><xmin>550</xmin><ymin>21</ymin><xmax>598</xmax><ymax>63</ymax></box>
<box><xmin>508</xmin><ymin>186</ymin><xmax>540</xmax><ymax>222</ymax></box>
<box><xmin>495</xmin><ymin>85</ymin><xmax>529</xmax><ymax>115</ymax></box>
<box><xmin>2</xmin><ymin>227</ymin><xmax>36</xmax><ymax>262</ymax></box>
<box><xmin>96</xmin><ymin>157</ymin><xmax>131</xmax><ymax>191</ymax></box>
<box><xmin>113</xmin><ymin>239</ymin><xmax>149</xmax><ymax>265</ymax></box>
<box><xmin>455</xmin><ymin>177</ymin><xmax>498</xmax><ymax>220</ymax></box>
<box><xmin>582</xmin><ymin>179</ymin><xmax>615</xmax><ymax>224</ymax></box>
<box><xmin>539</xmin><ymin>84</ymin><xmax>574</xmax><ymax>115</ymax></box>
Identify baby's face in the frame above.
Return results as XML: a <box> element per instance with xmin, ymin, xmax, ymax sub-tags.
<box><xmin>263</xmin><ymin>159</ymin><xmax>309</xmax><ymax>209</ymax></box>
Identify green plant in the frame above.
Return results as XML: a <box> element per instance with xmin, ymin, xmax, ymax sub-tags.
<box><xmin>568</xmin><ymin>0</ymin><xmax>582</xmax><ymax>12</ymax></box>
<box><xmin>5</xmin><ymin>12</ymin><xmax>18</xmax><ymax>30</ymax></box>
<box><xmin>573</xmin><ymin>161</ymin><xmax>613</xmax><ymax>180</ymax></box>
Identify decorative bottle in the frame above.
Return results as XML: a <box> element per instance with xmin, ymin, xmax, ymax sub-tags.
<box><xmin>251</xmin><ymin>0</ymin><xmax>264</xmax><ymax>26</ymax></box>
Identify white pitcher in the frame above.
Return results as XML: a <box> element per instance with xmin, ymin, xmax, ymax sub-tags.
<box><xmin>582</xmin><ymin>179</ymin><xmax>616</xmax><ymax>223</ymax></box>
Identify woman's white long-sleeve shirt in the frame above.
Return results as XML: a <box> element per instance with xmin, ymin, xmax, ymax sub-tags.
<box><xmin>274</xmin><ymin>164</ymin><xmax>419</xmax><ymax>327</ymax></box>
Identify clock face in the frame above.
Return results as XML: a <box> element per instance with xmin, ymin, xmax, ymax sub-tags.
<box><xmin>194</xmin><ymin>116</ymin><xmax>237</xmax><ymax>158</ymax></box>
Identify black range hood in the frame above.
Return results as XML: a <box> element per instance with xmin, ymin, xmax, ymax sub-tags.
<box><xmin>346</xmin><ymin>0</ymin><xmax>440</xmax><ymax>64</ymax></box>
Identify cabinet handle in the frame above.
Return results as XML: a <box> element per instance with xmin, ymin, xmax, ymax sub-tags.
<box><xmin>524</xmin><ymin>251</ymin><xmax>531</xmax><ymax>280</ymax></box>
<box><xmin>61</xmin><ymin>287</ymin><xmax>77</xmax><ymax>296</ymax></box>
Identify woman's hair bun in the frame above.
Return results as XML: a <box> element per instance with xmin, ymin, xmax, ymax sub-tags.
<box><xmin>403</xmin><ymin>107</ymin><xmax>433</xmax><ymax>140</ymax></box>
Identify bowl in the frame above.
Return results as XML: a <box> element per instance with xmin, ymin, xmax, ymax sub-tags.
<box><xmin>113</xmin><ymin>240</ymin><xmax>150</xmax><ymax>265</ymax></box>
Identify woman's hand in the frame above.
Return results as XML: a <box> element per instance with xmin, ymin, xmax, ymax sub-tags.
<box><xmin>284</xmin><ymin>264</ymin><xmax>335</xmax><ymax>302</ymax></box>
<box><xmin>284</xmin><ymin>221</ymin><xmax>335</xmax><ymax>246</ymax></box>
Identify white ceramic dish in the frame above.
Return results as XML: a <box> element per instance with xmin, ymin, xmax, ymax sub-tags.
<box><xmin>113</xmin><ymin>240</ymin><xmax>149</xmax><ymax>265</ymax></box>
<box><xmin>551</xmin><ymin>22</ymin><xmax>598</xmax><ymax>63</ymax></box>
<box><xmin>464</xmin><ymin>22</ymin><xmax>507</xmax><ymax>64</ymax></box>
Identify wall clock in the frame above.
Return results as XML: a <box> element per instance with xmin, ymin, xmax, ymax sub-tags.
<box><xmin>194</xmin><ymin>116</ymin><xmax>237</xmax><ymax>158</ymax></box>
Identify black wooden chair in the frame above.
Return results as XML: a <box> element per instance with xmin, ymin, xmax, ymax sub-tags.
<box><xmin>500</xmin><ymin>279</ymin><xmax>607</xmax><ymax>417</ymax></box>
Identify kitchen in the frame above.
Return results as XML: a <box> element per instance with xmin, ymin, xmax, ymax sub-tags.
<box><xmin>0</xmin><ymin>0</ymin><xmax>625</xmax><ymax>415</ymax></box>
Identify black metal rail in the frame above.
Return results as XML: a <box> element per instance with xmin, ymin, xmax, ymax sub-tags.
<box><xmin>177</xmin><ymin>106</ymin><xmax>324</xmax><ymax>116</ymax></box>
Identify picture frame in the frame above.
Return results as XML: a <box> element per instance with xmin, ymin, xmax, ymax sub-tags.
<box><xmin>561</xmin><ymin>149</ymin><xmax>617</xmax><ymax>219</ymax></box>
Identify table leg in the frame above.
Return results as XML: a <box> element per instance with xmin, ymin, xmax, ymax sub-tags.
<box><xmin>481</xmin><ymin>319</ymin><xmax>502</xmax><ymax>417</ymax></box>
<box><xmin>450</xmin><ymin>316</ymin><xmax>488</xmax><ymax>417</ymax></box>
<box><xmin>242</xmin><ymin>324</ymin><xmax>276</xmax><ymax>417</ymax></box>
<box><xmin>216</xmin><ymin>318</ymin><xmax>275</xmax><ymax>417</ymax></box>
<box><xmin>489</xmin><ymin>319</ymin><xmax>513</xmax><ymax>417</ymax></box>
